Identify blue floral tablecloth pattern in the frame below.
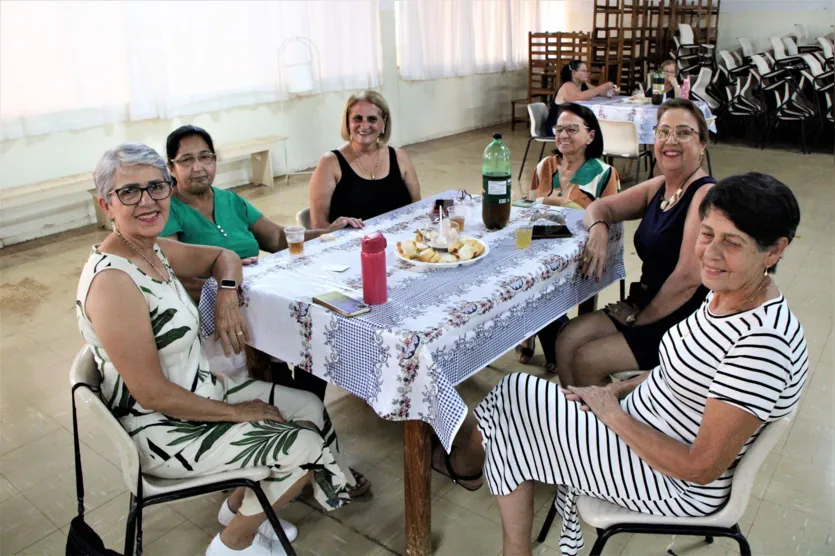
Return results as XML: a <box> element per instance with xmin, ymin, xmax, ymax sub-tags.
<box><xmin>576</xmin><ymin>97</ymin><xmax>716</xmax><ymax>144</ymax></box>
<box><xmin>199</xmin><ymin>192</ymin><xmax>624</xmax><ymax>451</ymax></box>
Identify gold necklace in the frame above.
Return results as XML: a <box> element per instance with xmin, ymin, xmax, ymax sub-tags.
<box><xmin>113</xmin><ymin>228</ymin><xmax>188</xmax><ymax>307</ymax></box>
<box><xmin>350</xmin><ymin>144</ymin><xmax>381</xmax><ymax>180</ymax></box>
<box><xmin>660</xmin><ymin>167</ymin><xmax>701</xmax><ymax>211</ymax></box>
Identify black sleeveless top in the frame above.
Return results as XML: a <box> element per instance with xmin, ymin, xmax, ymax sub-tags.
<box><xmin>633</xmin><ymin>176</ymin><xmax>716</xmax><ymax>311</ymax></box>
<box><xmin>544</xmin><ymin>82</ymin><xmax>590</xmax><ymax>136</ymax></box>
<box><xmin>328</xmin><ymin>147</ymin><xmax>413</xmax><ymax>223</ymax></box>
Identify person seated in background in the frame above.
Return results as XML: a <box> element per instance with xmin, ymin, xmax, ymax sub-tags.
<box><xmin>162</xmin><ymin>125</ymin><xmax>363</xmax><ymax>301</ymax></box>
<box><xmin>434</xmin><ymin>172</ymin><xmax>807</xmax><ymax>556</ymax></box>
<box><xmin>652</xmin><ymin>59</ymin><xmax>682</xmax><ymax>100</ymax></box>
<box><xmin>516</xmin><ymin>103</ymin><xmax>620</xmax><ymax>373</ymax></box>
<box><xmin>544</xmin><ymin>60</ymin><xmax>616</xmax><ymax>136</ymax></box>
<box><xmin>556</xmin><ymin>98</ymin><xmax>716</xmax><ymax>387</ymax></box>
<box><xmin>80</xmin><ymin>142</ymin><xmax>360</xmax><ymax>556</ymax></box>
<box><xmin>308</xmin><ymin>90</ymin><xmax>421</xmax><ymax>229</ymax></box>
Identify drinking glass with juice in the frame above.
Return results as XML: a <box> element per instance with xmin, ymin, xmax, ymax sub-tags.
<box><xmin>516</xmin><ymin>223</ymin><xmax>533</xmax><ymax>249</ymax></box>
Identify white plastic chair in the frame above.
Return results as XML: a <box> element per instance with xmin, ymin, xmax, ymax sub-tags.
<box><xmin>738</xmin><ymin>37</ymin><xmax>755</xmax><ymax>60</ymax></box>
<box><xmin>296</xmin><ymin>207</ymin><xmax>312</xmax><ymax>229</ymax></box>
<box><xmin>69</xmin><ymin>347</ymin><xmax>296</xmax><ymax>556</ymax></box>
<box><xmin>598</xmin><ymin>119</ymin><xmax>651</xmax><ymax>184</ymax></box>
<box><xmin>691</xmin><ymin>66</ymin><xmax>721</xmax><ymax>111</ymax></box>
<box><xmin>518</xmin><ymin>102</ymin><xmax>556</xmax><ymax>181</ymax></box>
<box><xmin>538</xmin><ymin>409</ymin><xmax>795</xmax><ymax>556</ymax></box>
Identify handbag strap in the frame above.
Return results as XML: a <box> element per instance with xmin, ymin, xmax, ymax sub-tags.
<box><xmin>71</xmin><ymin>382</ymin><xmax>95</xmax><ymax>517</ymax></box>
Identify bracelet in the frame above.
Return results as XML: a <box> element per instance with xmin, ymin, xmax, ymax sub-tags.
<box><xmin>587</xmin><ymin>220</ymin><xmax>609</xmax><ymax>233</ymax></box>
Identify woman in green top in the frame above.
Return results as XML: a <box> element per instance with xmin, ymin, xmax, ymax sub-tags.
<box><xmin>163</xmin><ymin>126</ymin><xmax>372</xmax><ymax>497</ymax></box>
<box><xmin>162</xmin><ymin>125</ymin><xmax>362</xmax><ymax>298</ymax></box>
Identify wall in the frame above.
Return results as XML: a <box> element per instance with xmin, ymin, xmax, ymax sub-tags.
<box><xmin>715</xmin><ymin>3</ymin><xmax>833</xmax><ymax>52</ymax></box>
<box><xmin>0</xmin><ymin>1</ymin><xmax>526</xmax><ymax>246</ymax></box>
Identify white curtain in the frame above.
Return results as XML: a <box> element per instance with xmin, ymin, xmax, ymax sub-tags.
<box><xmin>396</xmin><ymin>0</ymin><xmax>540</xmax><ymax>81</ymax></box>
<box><xmin>0</xmin><ymin>0</ymin><xmax>381</xmax><ymax>140</ymax></box>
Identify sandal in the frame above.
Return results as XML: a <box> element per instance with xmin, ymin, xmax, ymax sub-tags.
<box><xmin>431</xmin><ymin>444</ymin><xmax>484</xmax><ymax>491</ymax></box>
<box><xmin>544</xmin><ymin>362</ymin><xmax>558</xmax><ymax>374</ymax></box>
<box><xmin>347</xmin><ymin>468</ymin><xmax>371</xmax><ymax>498</ymax></box>
<box><xmin>515</xmin><ymin>336</ymin><xmax>536</xmax><ymax>364</ymax></box>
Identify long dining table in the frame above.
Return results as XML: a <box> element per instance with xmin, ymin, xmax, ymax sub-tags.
<box><xmin>199</xmin><ymin>192</ymin><xmax>625</xmax><ymax>555</ymax></box>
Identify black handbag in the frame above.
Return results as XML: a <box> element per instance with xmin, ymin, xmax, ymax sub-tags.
<box><xmin>66</xmin><ymin>383</ymin><xmax>122</xmax><ymax>556</ymax></box>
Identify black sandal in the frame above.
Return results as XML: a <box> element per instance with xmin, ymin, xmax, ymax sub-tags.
<box><xmin>431</xmin><ymin>445</ymin><xmax>484</xmax><ymax>491</ymax></box>
<box><xmin>515</xmin><ymin>336</ymin><xmax>536</xmax><ymax>364</ymax></box>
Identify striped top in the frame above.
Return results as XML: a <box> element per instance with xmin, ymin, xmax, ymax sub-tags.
<box><xmin>623</xmin><ymin>291</ymin><xmax>808</xmax><ymax>510</ymax></box>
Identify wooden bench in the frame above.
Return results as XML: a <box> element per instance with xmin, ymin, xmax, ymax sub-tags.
<box><xmin>0</xmin><ymin>135</ymin><xmax>286</xmax><ymax>229</ymax></box>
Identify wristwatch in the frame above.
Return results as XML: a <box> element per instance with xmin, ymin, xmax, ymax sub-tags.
<box><xmin>219</xmin><ymin>279</ymin><xmax>238</xmax><ymax>290</ymax></box>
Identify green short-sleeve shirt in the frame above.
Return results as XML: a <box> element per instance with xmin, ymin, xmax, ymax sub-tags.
<box><xmin>162</xmin><ymin>187</ymin><xmax>263</xmax><ymax>259</ymax></box>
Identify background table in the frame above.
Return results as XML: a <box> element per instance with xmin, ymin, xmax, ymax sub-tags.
<box><xmin>200</xmin><ymin>193</ymin><xmax>625</xmax><ymax>555</ymax></box>
<box><xmin>576</xmin><ymin>97</ymin><xmax>716</xmax><ymax>144</ymax></box>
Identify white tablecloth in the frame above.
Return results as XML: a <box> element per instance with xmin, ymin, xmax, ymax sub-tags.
<box><xmin>199</xmin><ymin>193</ymin><xmax>625</xmax><ymax>450</ymax></box>
<box><xmin>577</xmin><ymin>97</ymin><xmax>716</xmax><ymax>144</ymax></box>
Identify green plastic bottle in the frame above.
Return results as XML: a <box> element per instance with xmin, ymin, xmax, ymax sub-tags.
<box><xmin>482</xmin><ymin>132</ymin><xmax>512</xmax><ymax>230</ymax></box>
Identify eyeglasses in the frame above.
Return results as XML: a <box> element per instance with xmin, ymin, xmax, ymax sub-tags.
<box><xmin>112</xmin><ymin>181</ymin><xmax>172</xmax><ymax>205</ymax></box>
<box><xmin>654</xmin><ymin>125</ymin><xmax>698</xmax><ymax>143</ymax></box>
<box><xmin>554</xmin><ymin>125</ymin><xmax>589</xmax><ymax>136</ymax></box>
<box><xmin>456</xmin><ymin>190</ymin><xmax>473</xmax><ymax>202</ymax></box>
<box><xmin>173</xmin><ymin>152</ymin><xmax>217</xmax><ymax>167</ymax></box>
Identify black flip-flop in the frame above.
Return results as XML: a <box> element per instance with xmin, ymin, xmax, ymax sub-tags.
<box><xmin>431</xmin><ymin>445</ymin><xmax>484</xmax><ymax>491</ymax></box>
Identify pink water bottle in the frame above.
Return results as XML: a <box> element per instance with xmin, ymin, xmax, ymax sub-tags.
<box><xmin>361</xmin><ymin>233</ymin><xmax>388</xmax><ymax>305</ymax></box>
<box><xmin>681</xmin><ymin>76</ymin><xmax>691</xmax><ymax>100</ymax></box>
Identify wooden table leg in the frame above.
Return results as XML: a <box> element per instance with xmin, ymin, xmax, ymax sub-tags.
<box><xmin>578</xmin><ymin>294</ymin><xmax>598</xmax><ymax>315</ymax></box>
<box><xmin>404</xmin><ymin>420</ymin><xmax>432</xmax><ymax>556</ymax></box>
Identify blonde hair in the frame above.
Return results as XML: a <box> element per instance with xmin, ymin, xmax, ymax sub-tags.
<box><xmin>661</xmin><ymin>59</ymin><xmax>676</xmax><ymax>70</ymax></box>
<box><xmin>340</xmin><ymin>90</ymin><xmax>391</xmax><ymax>143</ymax></box>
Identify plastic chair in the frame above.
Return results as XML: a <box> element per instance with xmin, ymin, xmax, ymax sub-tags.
<box><xmin>703</xmin><ymin>116</ymin><xmax>716</xmax><ymax>175</ymax></box>
<box><xmin>691</xmin><ymin>67</ymin><xmax>721</xmax><ymax>111</ymax></box>
<box><xmin>296</xmin><ymin>207</ymin><xmax>312</xmax><ymax>229</ymax></box>
<box><xmin>537</xmin><ymin>410</ymin><xmax>795</xmax><ymax>556</ymax></box>
<box><xmin>69</xmin><ymin>347</ymin><xmax>297</xmax><ymax>556</ymax></box>
<box><xmin>518</xmin><ymin>103</ymin><xmax>556</xmax><ymax>181</ymax></box>
<box><xmin>598</xmin><ymin>119</ymin><xmax>651</xmax><ymax>184</ymax></box>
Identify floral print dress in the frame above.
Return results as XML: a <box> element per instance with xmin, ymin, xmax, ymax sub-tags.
<box><xmin>76</xmin><ymin>246</ymin><xmax>351</xmax><ymax>515</ymax></box>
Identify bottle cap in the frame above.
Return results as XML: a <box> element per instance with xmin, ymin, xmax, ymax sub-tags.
<box><xmin>361</xmin><ymin>232</ymin><xmax>387</xmax><ymax>254</ymax></box>
<box><xmin>493</xmin><ymin>132</ymin><xmax>502</xmax><ymax>140</ymax></box>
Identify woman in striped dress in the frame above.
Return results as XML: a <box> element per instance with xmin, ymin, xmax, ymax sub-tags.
<box><xmin>433</xmin><ymin>173</ymin><xmax>808</xmax><ymax>555</ymax></box>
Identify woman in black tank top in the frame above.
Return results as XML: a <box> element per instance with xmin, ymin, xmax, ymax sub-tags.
<box><xmin>309</xmin><ymin>91</ymin><xmax>421</xmax><ymax>228</ymax></box>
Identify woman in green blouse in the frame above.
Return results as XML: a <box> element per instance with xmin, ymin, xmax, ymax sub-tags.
<box><xmin>162</xmin><ymin>125</ymin><xmax>362</xmax><ymax>298</ymax></box>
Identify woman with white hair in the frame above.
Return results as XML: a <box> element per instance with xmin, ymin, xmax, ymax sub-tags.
<box><xmin>308</xmin><ymin>90</ymin><xmax>422</xmax><ymax>229</ymax></box>
<box><xmin>76</xmin><ymin>143</ymin><xmax>353</xmax><ymax>556</ymax></box>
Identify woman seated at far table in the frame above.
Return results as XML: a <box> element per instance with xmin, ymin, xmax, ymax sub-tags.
<box><xmin>162</xmin><ymin>125</ymin><xmax>363</xmax><ymax>299</ymax></box>
<box><xmin>308</xmin><ymin>90</ymin><xmax>421</xmax><ymax>229</ymax></box>
<box><xmin>544</xmin><ymin>60</ymin><xmax>617</xmax><ymax>136</ymax></box>
<box><xmin>652</xmin><ymin>59</ymin><xmax>683</xmax><ymax>101</ymax></box>
<box><xmin>556</xmin><ymin>99</ymin><xmax>717</xmax><ymax>387</ymax></box>
<box><xmin>515</xmin><ymin>103</ymin><xmax>620</xmax><ymax>373</ymax></box>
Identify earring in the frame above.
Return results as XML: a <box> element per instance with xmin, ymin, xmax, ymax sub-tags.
<box><xmin>764</xmin><ymin>266</ymin><xmax>769</xmax><ymax>276</ymax></box>
<box><xmin>110</xmin><ymin>220</ymin><xmax>117</xmax><ymax>233</ymax></box>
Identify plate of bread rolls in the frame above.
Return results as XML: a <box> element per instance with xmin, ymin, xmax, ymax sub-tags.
<box><xmin>395</xmin><ymin>230</ymin><xmax>488</xmax><ymax>269</ymax></box>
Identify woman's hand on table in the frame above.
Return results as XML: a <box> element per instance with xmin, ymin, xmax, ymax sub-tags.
<box><xmin>581</xmin><ymin>225</ymin><xmax>609</xmax><ymax>281</ymax></box>
<box><xmin>605</xmin><ymin>301</ymin><xmax>639</xmax><ymax>326</ymax></box>
<box><xmin>327</xmin><ymin>216</ymin><xmax>364</xmax><ymax>232</ymax></box>
<box><xmin>214</xmin><ymin>289</ymin><xmax>249</xmax><ymax>357</ymax></box>
<box><xmin>562</xmin><ymin>385</ymin><xmax>624</xmax><ymax>424</ymax></box>
<box><xmin>231</xmin><ymin>400</ymin><xmax>285</xmax><ymax>423</ymax></box>
<box><xmin>241</xmin><ymin>256</ymin><xmax>259</xmax><ymax>266</ymax></box>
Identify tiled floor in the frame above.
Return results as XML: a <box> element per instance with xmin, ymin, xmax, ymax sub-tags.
<box><xmin>0</xmin><ymin>125</ymin><xmax>833</xmax><ymax>555</ymax></box>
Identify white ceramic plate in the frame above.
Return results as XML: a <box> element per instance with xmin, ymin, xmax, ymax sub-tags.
<box><xmin>394</xmin><ymin>239</ymin><xmax>490</xmax><ymax>269</ymax></box>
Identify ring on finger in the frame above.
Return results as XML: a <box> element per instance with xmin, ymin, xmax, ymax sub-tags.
<box><xmin>236</xmin><ymin>331</ymin><xmax>244</xmax><ymax>336</ymax></box>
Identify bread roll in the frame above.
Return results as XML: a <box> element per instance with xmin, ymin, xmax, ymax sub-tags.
<box><xmin>418</xmin><ymin>248</ymin><xmax>437</xmax><ymax>262</ymax></box>
<box><xmin>399</xmin><ymin>240</ymin><xmax>418</xmax><ymax>259</ymax></box>
<box><xmin>438</xmin><ymin>253</ymin><xmax>459</xmax><ymax>264</ymax></box>
<box><xmin>457</xmin><ymin>244</ymin><xmax>476</xmax><ymax>261</ymax></box>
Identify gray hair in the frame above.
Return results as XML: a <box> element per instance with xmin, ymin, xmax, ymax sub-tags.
<box><xmin>93</xmin><ymin>142</ymin><xmax>170</xmax><ymax>200</ymax></box>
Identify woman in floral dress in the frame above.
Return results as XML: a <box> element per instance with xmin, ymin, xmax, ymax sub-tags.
<box><xmin>77</xmin><ymin>143</ymin><xmax>352</xmax><ymax>556</ymax></box>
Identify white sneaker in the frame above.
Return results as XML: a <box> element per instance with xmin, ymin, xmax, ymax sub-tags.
<box><xmin>206</xmin><ymin>533</ymin><xmax>287</xmax><ymax>556</ymax></box>
<box><xmin>217</xmin><ymin>499</ymin><xmax>299</xmax><ymax>543</ymax></box>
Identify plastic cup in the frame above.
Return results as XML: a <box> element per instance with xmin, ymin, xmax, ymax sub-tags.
<box><xmin>516</xmin><ymin>224</ymin><xmax>533</xmax><ymax>249</ymax></box>
<box><xmin>285</xmin><ymin>226</ymin><xmax>305</xmax><ymax>255</ymax></box>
